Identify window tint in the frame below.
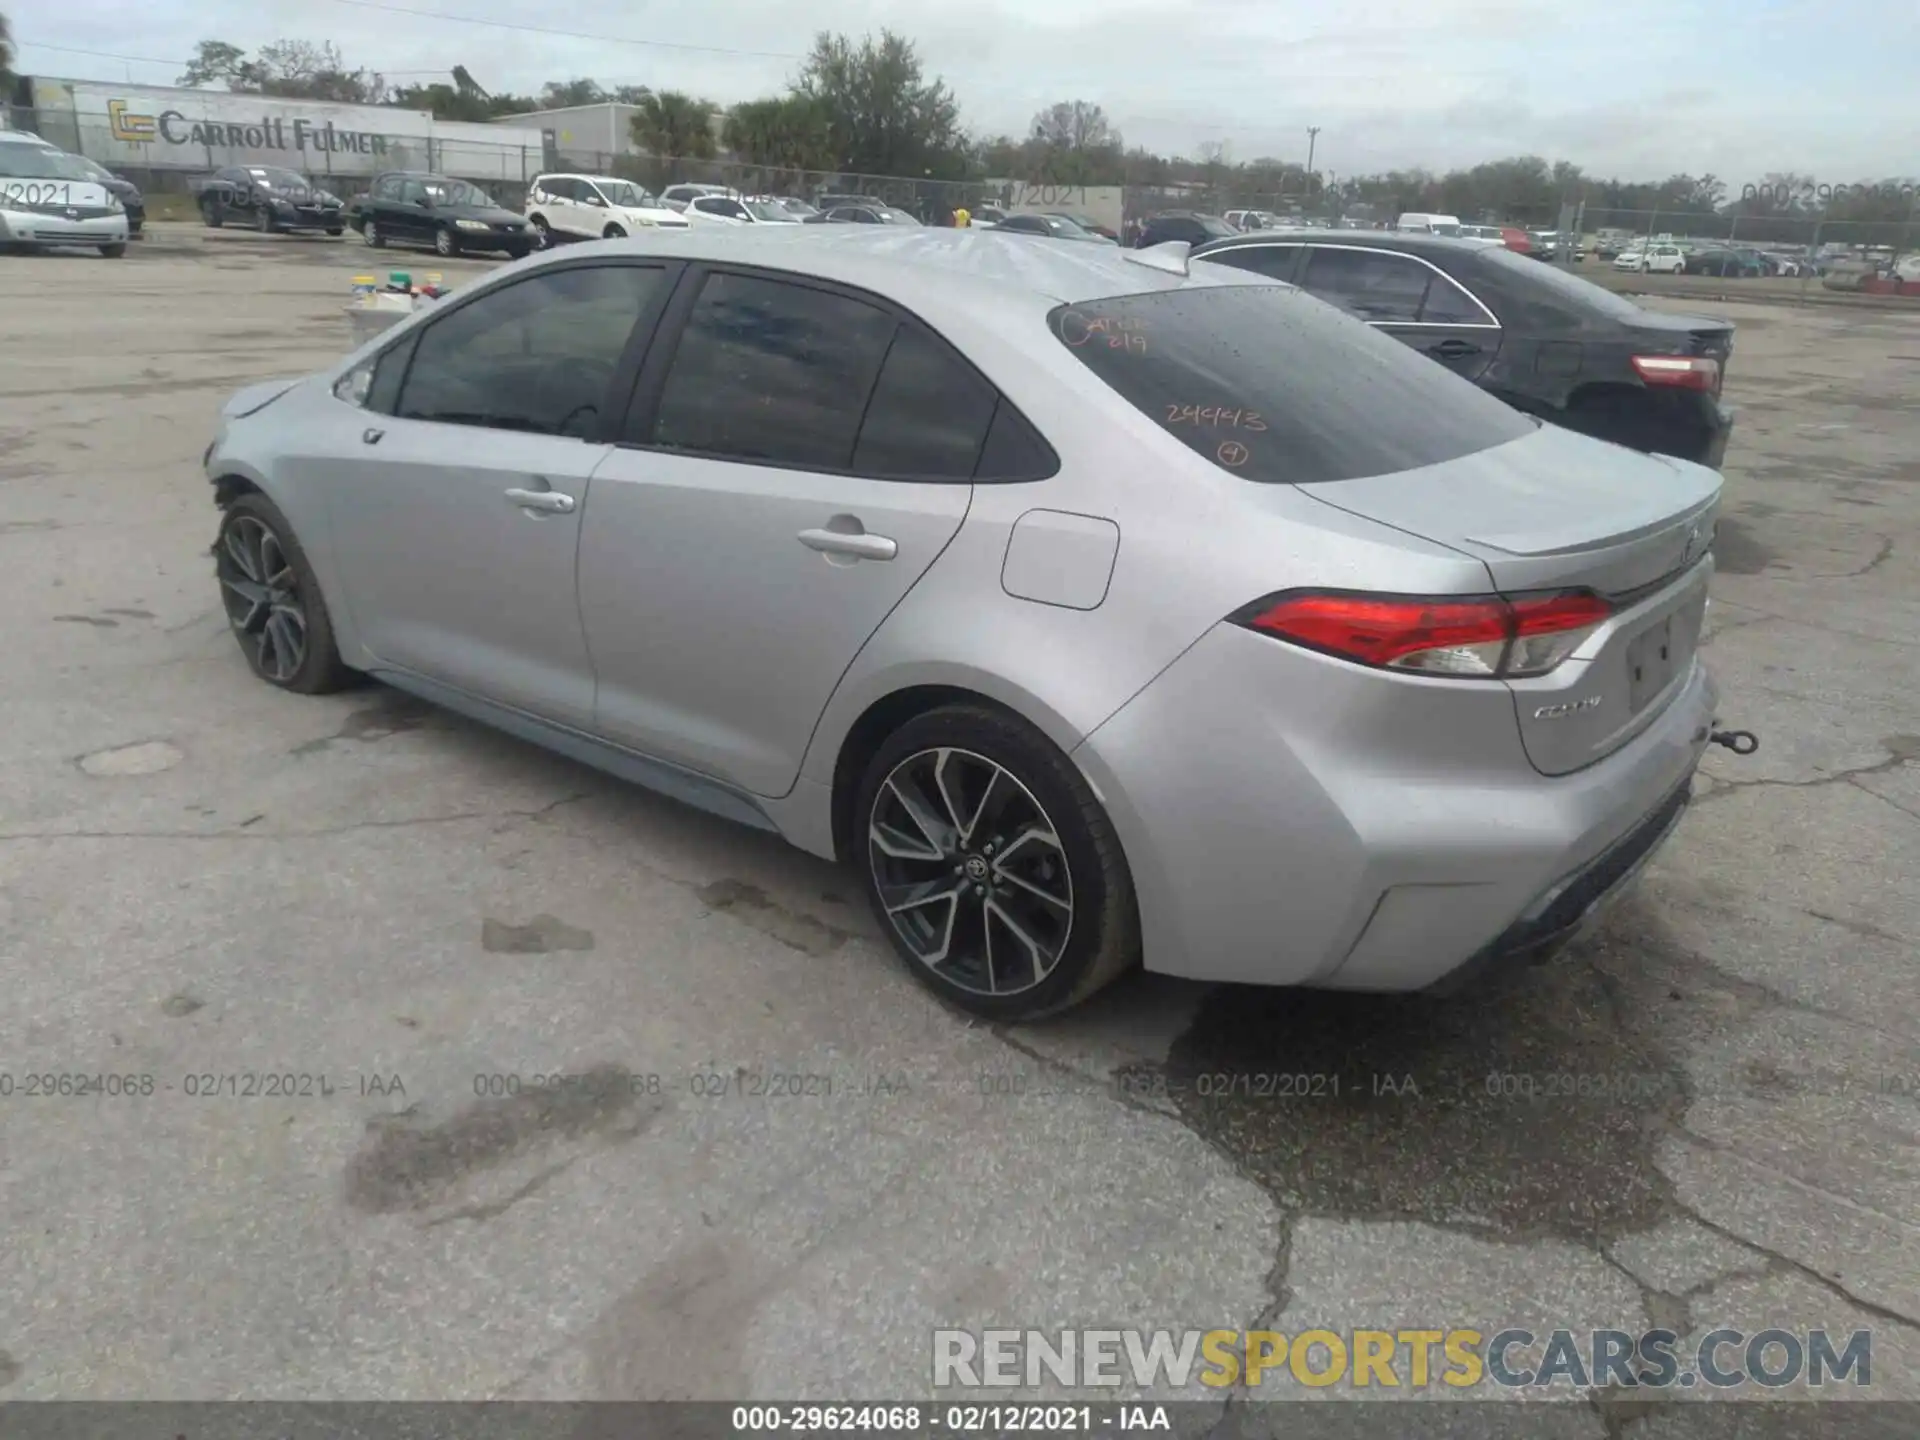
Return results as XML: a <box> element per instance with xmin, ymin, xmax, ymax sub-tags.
<box><xmin>649</xmin><ymin>272</ymin><xmax>897</xmax><ymax>468</ymax></box>
<box><xmin>400</xmin><ymin>179</ymin><xmax>428</xmax><ymax>204</ymax></box>
<box><xmin>1418</xmin><ymin>272</ymin><xmax>1489</xmax><ymax>324</ymax></box>
<box><xmin>975</xmin><ymin>400</ymin><xmax>1058</xmax><ymax>482</ymax></box>
<box><xmin>1050</xmin><ymin>285</ymin><xmax>1534</xmax><ymax>485</ymax></box>
<box><xmin>1000</xmin><ymin>215</ymin><xmax>1043</xmax><ymax>233</ymax></box>
<box><xmin>852</xmin><ymin>325</ymin><xmax>997</xmax><ymax>479</ymax></box>
<box><xmin>1203</xmin><ymin>244</ymin><xmax>1299</xmax><ymax>280</ymax></box>
<box><xmin>1473</xmin><ymin>246</ymin><xmax>1652</xmax><ymax>323</ymax></box>
<box><xmin>396</xmin><ymin>265</ymin><xmax>662</xmax><ymax>437</ymax></box>
<box><xmin>1300</xmin><ymin>248</ymin><xmax>1430</xmax><ymax>322</ymax></box>
<box><xmin>374</xmin><ymin>175</ymin><xmax>401</xmax><ymax>200</ymax></box>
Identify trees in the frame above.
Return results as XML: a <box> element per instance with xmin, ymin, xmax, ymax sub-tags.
<box><xmin>0</xmin><ymin>11</ymin><xmax>14</xmax><ymax>92</ymax></box>
<box><xmin>540</xmin><ymin>79</ymin><xmax>606</xmax><ymax>109</ymax></box>
<box><xmin>178</xmin><ymin>39</ymin><xmax>383</xmax><ymax>104</ymax></box>
<box><xmin>629</xmin><ymin>90</ymin><xmax>717</xmax><ymax>161</ymax></box>
<box><xmin>388</xmin><ymin>67</ymin><xmax>539</xmax><ymax>122</ymax></box>
<box><xmin>722</xmin><ymin>95</ymin><xmax>834</xmax><ymax>173</ymax></box>
<box><xmin>794</xmin><ymin>29</ymin><xmax>967</xmax><ymax>179</ymax></box>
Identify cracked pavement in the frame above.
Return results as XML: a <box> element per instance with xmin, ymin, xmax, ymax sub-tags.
<box><xmin>1</xmin><ymin>236</ymin><xmax>1915</xmax><ymax>1423</ymax></box>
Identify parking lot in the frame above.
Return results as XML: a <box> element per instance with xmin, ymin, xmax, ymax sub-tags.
<box><xmin>1</xmin><ymin>228</ymin><xmax>1916</xmax><ymax>1418</ymax></box>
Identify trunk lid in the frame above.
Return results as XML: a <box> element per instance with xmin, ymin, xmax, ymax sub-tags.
<box><xmin>1299</xmin><ymin>422</ymin><xmax>1722</xmax><ymax>775</ymax></box>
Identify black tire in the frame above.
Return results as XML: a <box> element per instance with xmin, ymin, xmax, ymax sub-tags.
<box><xmin>202</xmin><ymin>198</ymin><xmax>224</xmax><ymax>228</ymax></box>
<box><xmin>99</xmin><ymin>242</ymin><xmax>127</xmax><ymax>259</ymax></box>
<box><xmin>530</xmin><ymin>214</ymin><xmax>554</xmax><ymax>248</ymax></box>
<box><xmin>213</xmin><ymin>492</ymin><xmax>354</xmax><ymax>695</ymax></box>
<box><xmin>603</xmin><ymin>223</ymin><xmax>627</xmax><ymax>239</ymax></box>
<box><xmin>326</xmin><ymin>226</ymin><xmax>344</xmax><ymax>237</ymax></box>
<box><xmin>363</xmin><ymin>218</ymin><xmax>385</xmax><ymax>248</ymax></box>
<box><xmin>504</xmin><ymin>245</ymin><xmax>530</xmax><ymax>261</ymax></box>
<box><xmin>434</xmin><ymin>226</ymin><xmax>459</xmax><ymax>258</ymax></box>
<box><xmin>853</xmin><ymin>703</ymin><xmax>1140</xmax><ymax>1021</ymax></box>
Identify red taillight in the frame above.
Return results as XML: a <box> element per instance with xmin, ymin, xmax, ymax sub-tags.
<box><xmin>1632</xmin><ymin>354</ymin><xmax>1719</xmax><ymax>392</ymax></box>
<box><xmin>1234</xmin><ymin>590</ymin><xmax>1611</xmax><ymax>679</ymax></box>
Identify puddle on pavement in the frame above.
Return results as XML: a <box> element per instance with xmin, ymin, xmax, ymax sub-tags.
<box><xmin>1710</xmin><ymin>516</ymin><xmax>1777</xmax><ymax>575</ymax></box>
<box><xmin>1160</xmin><ymin>929</ymin><xmax>1689</xmax><ymax>1243</ymax></box>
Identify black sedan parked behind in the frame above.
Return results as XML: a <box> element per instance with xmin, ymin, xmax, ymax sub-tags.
<box><xmin>70</xmin><ymin>155</ymin><xmax>144</xmax><ymax>236</ymax></box>
<box><xmin>1193</xmin><ymin>229</ymin><xmax>1735</xmax><ymax>468</ymax></box>
<box><xmin>197</xmin><ymin>166</ymin><xmax>345</xmax><ymax>234</ymax></box>
<box><xmin>347</xmin><ymin>172</ymin><xmax>532</xmax><ymax>258</ymax></box>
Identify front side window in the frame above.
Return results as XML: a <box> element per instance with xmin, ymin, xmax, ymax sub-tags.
<box><xmin>373</xmin><ymin>175</ymin><xmax>403</xmax><ymax>201</ymax></box>
<box><xmin>1418</xmin><ymin>272</ymin><xmax>1491</xmax><ymax>325</ymax></box>
<box><xmin>395</xmin><ymin>265</ymin><xmax>663</xmax><ymax>437</ymax></box>
<box><xmin>601</xmin><ymin>180</ymin><xmax>650</xmax><ymax>207</ymax></box>
<box><xmin>1299</xmin><ymin>248</ymin><xmax>1431</xmax><ymax>323</ymax></box>
<box><xmin>648</xmin><ymin>272</ymin><xmax>896</xmax><ymax>469</ymax></box>
<box><xmin>1050</xmin><ymin>284</ymin><xmax>1534</xmax><ymax>485</ymax></box>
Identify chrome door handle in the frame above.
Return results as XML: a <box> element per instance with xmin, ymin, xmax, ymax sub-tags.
<box><xmin>798</xmin><ymin>528</ymin><xmax>896</xmax><ymax>561</ymax></box>
<box><xmin>504</xmin><ymin>487</ymin><xmax>575</xmax><ymax>514</ymax></box>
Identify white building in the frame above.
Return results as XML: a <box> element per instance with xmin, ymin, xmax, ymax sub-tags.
<box><xmin>20</xmin><ymin>77</ymin><xmax>554</xmax><ymax>183</ymax></box>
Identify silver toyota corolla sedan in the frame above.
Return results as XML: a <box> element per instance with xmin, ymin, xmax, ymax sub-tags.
<box><xmin>205</xmin><ymin>227</ymin><xmax>1737</xmax><ymax>1020</ymax></box>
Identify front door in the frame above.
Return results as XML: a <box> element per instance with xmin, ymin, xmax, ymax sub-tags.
<box><xmin>1298</xmin><ymin>245</ymin><xmax>1501</xmax><ymax>383</ymax></box>
<box><xmin>321</xmin><ymin>260</ymin><xmax>673</xmax><ymax>726</ymax></box>
<box><xmin>579</xmin><ymin>267</ymin><xmax>997</xmax><ymax>797</ymax></box>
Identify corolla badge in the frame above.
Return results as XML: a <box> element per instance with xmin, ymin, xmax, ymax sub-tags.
<box><xmin>1534</xmin><ymin>695</ymin><xmax>1604</xmax><ymax>720</ymax></box>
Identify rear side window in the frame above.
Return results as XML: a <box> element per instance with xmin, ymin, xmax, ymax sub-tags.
<box><xmin>852</xmin><ymin>324</ymin><xmax>997</xmax><ymax>479</ymax></box>
<box><xmin>649</xmin><ymin>272</ymin><xmax>896</xmax><ymax>468</ymax></box>
<box><xmin>1299</xmin><ymin>248</ymin><xmax>1430</xmax><ymax>322</ymax></box>
<box><xmin>1202</xmin><ymin>244</ymin><xmax>1299</xmax><ymax>281</ymax></box>
<box><xmin>1050</xmin><ymin>284</ymin><xmax>1534</xmax><ymax>485</ymax></box>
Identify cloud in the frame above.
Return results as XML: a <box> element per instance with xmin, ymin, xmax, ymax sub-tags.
<box><xmin>8</xmin><ymin>0</ymin><xmax>1917</xmax><ymax>177</ymax></box>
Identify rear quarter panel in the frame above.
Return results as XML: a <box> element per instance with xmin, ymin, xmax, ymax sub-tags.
<box><xmin>798</xmin><ymin>288</ymin><xmax>1494</xmax><ymax>831</ymax></box>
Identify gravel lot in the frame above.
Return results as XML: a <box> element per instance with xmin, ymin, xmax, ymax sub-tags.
<box><xmin>1</xmin><ymin>229</ymin><xmax>1916</xmax><ymax>1422</ymax></box>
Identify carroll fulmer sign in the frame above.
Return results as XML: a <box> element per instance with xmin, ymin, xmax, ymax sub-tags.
<box><xmin>109</xmin><ymin>99</ymin><xmax>394</xmax><ymax>155</ymax></box>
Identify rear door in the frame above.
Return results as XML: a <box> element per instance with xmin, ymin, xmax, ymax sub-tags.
<box><xmin>1298</xmin><ymin>244</ymin><xmax>1500</xmax><ymax>382</ymax></box>
<box><xmin>578</xmin><ymin>266</ymin><xmax>994</xmax><ymax>797</ymax></box>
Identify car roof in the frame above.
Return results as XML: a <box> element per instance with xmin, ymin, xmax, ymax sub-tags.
<box><xmin>1196</xmin><ymin>227</ymin><xmax>1492</xmax><ymax>258</ymax></box>
<box><xmin>0</xmin><ymin>130</ymin><xmax>60</xmax><ymax>147</ymax></box>
<box><xmin>510</xmin><ymin>226</ymin><xmax>1268</xmax><ymax>316</ymax></box>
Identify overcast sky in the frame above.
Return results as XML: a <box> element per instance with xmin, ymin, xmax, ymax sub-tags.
<box><xmin>10</xmin><ymin>0</ymin><xmax>1918</xmax><ymax>181</ymax></box>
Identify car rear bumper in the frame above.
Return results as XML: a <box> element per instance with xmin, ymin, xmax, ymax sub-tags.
<box><xmin>1072</xmin><ymin>621</ymin><xmax>1717</xmax><ymax>991</ymax></box>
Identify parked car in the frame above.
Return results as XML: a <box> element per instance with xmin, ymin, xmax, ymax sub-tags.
<box><xmin>990</xmin><ymin>213</ymin><xmax>1112</xmax><ymax>244</ymax></box>
<box><xmin>1135</xmin><ymin>212</ymin><xmax>1237</xmax><ymax>247</ymax></box>
<box><xmin>0</xmin><ymin>132</ymin><xmax>130</xmax><ymax>257</ymax></box>
<box><xmin>1683</xmin><ymin>248</ymin><xmax>1764</xmax><ymax>278</ymax></box>
<box><xmin>65</xmin><ymin>154</ymin><xmax>144</xmax><ymax>236</ymax></box>
<box><xmin>1194</xmin><ymin>229</ymin><xmax>1735</xmax><ymax>468</ymax></box>
<box><xmin>349</xmin><ymin>172</ymin><xmax>532</xmax><ymax>258</ymax></box>
<box><xmin>1396</xmin><ymin>212</ymin><xmax>1462</xmax><ymax>235</ymax></box>
<box><xmin>807</xmin><ymin>205</ymin><xmax>885</xmax><ymax>225</ymax></box>
<box><xmin>1615</xmin><ymin>244</ymin><xmax>1686</xmax><ymax>274</ymax></box>
<box><xmin>681</xmin><ymin>194</ymin><xmax>804</xmax><ymax>226</ymax></box>
<box><xmin>202</xmin><ymin>227</ymin><xmax>1737</xmax><ymax>1019</ymax></box>
<box><xmin>1499</xmin><ymin>225</ymin><xmax>1533</xmax><ymax>254</ymax></box>
<box><xmin>524</xmin><ymin>173</ymin><xmax>688</xmax><ymax>246</ymax></box>
<box><xmin>660</xmin><ymin>183</ymin><xmax>733</xmax><ymax>213</ymax></box>
<box><xmin>1043</xmin><ymin>212</ymin><xmax>1122</xmax><ymax>242</ymax></box>
<box><xmin>972</xmin><ymin>204</ymin><xmax>1009</xmax><ymax>225</ymax></box>
<box><xmin>767</xmin><ymin>197</ymin><xmax>819</xmax><ymax>221</ymax></box>
<box><xmin>197</xmin><ymin>165</ymin><xmax>345</xmax><ymax>234</ymax></box>
<box><xmin>1224</xmin><ymin>209</ymin><xmax>1282</xmax><ymax>233</ymax></box>
<box><xmin>1454</xmin><ymin>224</ymin><xmax>1507</xmax><ymax>246</ymax></box>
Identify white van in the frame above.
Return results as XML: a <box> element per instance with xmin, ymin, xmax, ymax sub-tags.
<box><xmin>1396</xmin><ymin>212</ymin><xmax>1462</xmax><ymax>236</ymax></box>
<box><xmin>0</xmin><ymin>132</ymin><xmax>131</xmax><ymax>257</ymax></box>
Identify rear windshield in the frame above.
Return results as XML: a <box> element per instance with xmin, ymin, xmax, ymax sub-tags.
<box><xmin>1050</xmin><ymin>283</ymin><xmax>1534</xmax><ymax>484</ymax></box>
<box><xmin>1474</xmin><ymin>246</ymin><xmax>1652</xmax><ymax>322</ymax></box>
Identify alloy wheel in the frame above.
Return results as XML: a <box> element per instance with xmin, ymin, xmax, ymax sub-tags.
<box><xmin>435</xmin><ymin>228</ymin><xmax>455</xmax><ymax>256</ymax></box>
<box><xmin>867</xmin><ymin>747</ymin><xmax>1074</xmax><ymax>998</ymax></box>
<box><xmin>363</xmin><ymin>219</ymin><xmax>379</xmax><ymax>246</ymax></box>
<box><xmin>217</xmin><ymin>515</ymin><xmax>308</xmax><ymax>682</ymax></box>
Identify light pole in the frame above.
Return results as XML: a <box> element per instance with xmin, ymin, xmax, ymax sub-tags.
<box><xmin>1305</xmin><ymin>126</ymin><xmax>1321</xmax><ymax>193</ymax></box>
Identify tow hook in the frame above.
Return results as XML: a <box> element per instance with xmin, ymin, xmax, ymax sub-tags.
<box><xmin>1709</xmin><ymin>726</ymin><xmax>1760</xmax><ymax>756</ymax></box>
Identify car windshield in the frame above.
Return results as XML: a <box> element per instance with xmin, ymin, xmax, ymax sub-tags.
<box><xmin>745</xmin><ymin>201</ymin><xmax>795</xmax><ymax>222</ymax></box>
<box><xmin>597</xmin><ymin>180</ymin><xmax>651</xmax><ymax>207</ymax></box>
<box><xmin>248</xmin><ymin>167</ymin><xmax>311</xmax><ymax>191</ymax></box>
<box><xmin>1193</xmin><ymin>216</ymin><xmax>1236</xmax><ymax>239</ymax></box>
<box><xmin>881</xmin><ymin>209</ymin><xmax>922</xmax><ymax>225</ymax></box>
<box><xmin>423</xmin><ymin>177</ymin><xmax>485</xmax><ymax>206</ymax></box>
<box><xmin>1475</xmin><ymin>246</ymin><xmax>1653</xmax><ymax>322</ymax></box>
<box><xmin>778</xmin><ymin>199</ymin><xmax>818</xmax><ymax>215</ymax></box>
<box><xmin>0</xmin><ymin>144</ymin><xmax>96</xmax><ymax>181</ymax></box>
<box><xmin>1051</xmin><ymin>283</ymin><xmax>1533</xmax><ymax>485</ymax></box>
